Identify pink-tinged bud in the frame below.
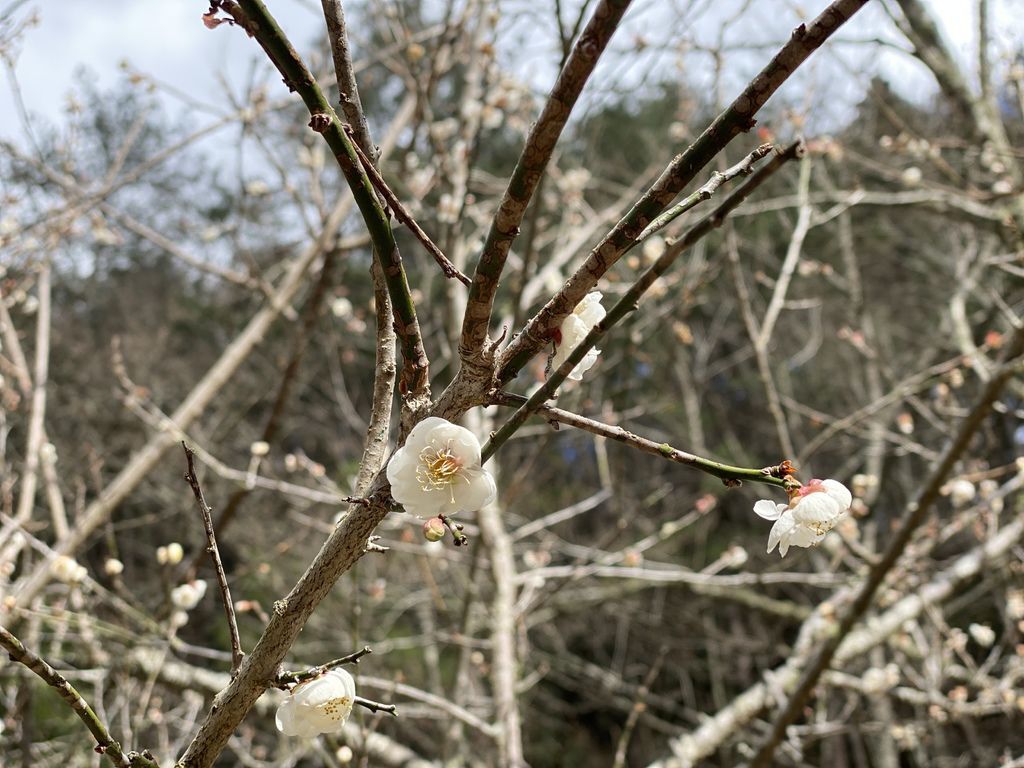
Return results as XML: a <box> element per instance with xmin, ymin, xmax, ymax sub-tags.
<box><xmin>423</xmin><ymin>517</ymin><xmax>446</xmax><ymax>542</ymax></box>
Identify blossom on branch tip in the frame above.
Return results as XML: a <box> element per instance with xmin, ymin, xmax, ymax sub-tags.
<box><xmin>550</xmin><ymin>292</ymin><xmax>606</xmax><ymax>382</ymax></box>
<box><xmin>276</xmin><ymin>669</ymin><xmax>356</xmax><ymax>737</ymax></box>
<box><xmin>753</xmin><ymin>479</ymin><xmax>852</xmax><ymax>557</ymax></box>
<box><xmin>386</xmin><ymin>417</ymin><xmax>496</xmax><ymax>518</ymax></box>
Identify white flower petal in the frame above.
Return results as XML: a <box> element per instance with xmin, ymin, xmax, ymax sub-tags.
<box><xmin>386</xmin><ymin>418</ymin><xmax>495</xmax><ymax>517</ymax></box>
<box><xmin>767</xmin><ymin>512</ymin><xmax>796</xmax><ymax>554</ymax></box>
<box><xmin>428</xmin><ymin>422</ymin><xmax>483</xmax><ymax>467</ymax></box>
<box><xmin>753</xmin><ymin>499</ymin><xmax>783</xmax><ymax>521</ymax></box>
<box><xmin>451</xmin><ymin>469</ymin><xmax>497</xmax><ymax>513</ymax></box>
<box><xmin>791</xmin><ymin>492</ymin><xmax>841</xmax><ymax>527</ymax></box>
<box><xmin>574</xmin><ymin>292</ymin><xmax>606</xmax><ymax>327</ymax></box>
<box><xmin>276</xmin><ymin>670</ymin><xmax>356</xmax><ymax>737</ymax></box>
<box><xmin>820</xmin><ymin>479</ymin><xmax>852</xmax><ymax>511</ymax></box>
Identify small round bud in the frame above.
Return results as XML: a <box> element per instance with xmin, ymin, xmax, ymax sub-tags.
<box><xmin>250</xmin><ymin>440</ymin><xmax>270</xmax><ymax>457</ymax></box>
<box><xmin>423</xmin><ymin>517</ymin><xmax>446</xmax><ymax>542</ymax></box>
<box><xmin>104</xmin><ymin>558</ymin><xmax>125</xmax><ymax>576</ymax></box>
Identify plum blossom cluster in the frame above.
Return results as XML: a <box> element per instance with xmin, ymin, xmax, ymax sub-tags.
<box><xmin>387</xmin><ymin>417</ymin><xmax>496</xmax><ymax>522</ymax></box>
<box><xmin>550</xmin><ymin>292</ymin><xmax>606</xmax><ymax>382</ymax></box>
<box><xmin>754</xmin><ymin>479</ymin><xmax>852</xmax><ymax>557</ymax></box>
<box><xmin>276</xmin><ymin>669</ymin><xmax>357</xmax><ymax>738</ymax></box>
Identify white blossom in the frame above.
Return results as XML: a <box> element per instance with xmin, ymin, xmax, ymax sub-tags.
<box><xmin>250</xmin><ymin>440</ymin><xmax>270</xmax><ymax>457</ymax></box>
<box><xmin>104</xmin><ymin>558</ymin><xmax>125</xmax><ymax>576</ymax></box>
<box><xmin>968</xmin><ymin>623</ymin><xmax>996</xmax><ymax>648</ymax></box>
<box><xmin>753</xmin><ymin>479</ymin><xmax>852</xmax><ymax>557</ymax></box>
<box><xmin>386</xmin><ymin>417</ymin><xmax>496</xmax><ymax>518</ymax></box>
<box><xmin>171</xmin><ymin>580</ymin><xmax>207</xmax><ymax>610</ymax></box>
<box><xmin>51</xmin><ymin>555</ymin><xmax>87</xmax><ymax>584</ymax></box>
<box><xmin>276</xmin><ymin>669</ymin><xmax>357</xmax><ymax>738</ymax></box>
<box><xmin>550</xmin><ymin>292</ymin><xmax>606</xmax><ymax>382</ymax></box>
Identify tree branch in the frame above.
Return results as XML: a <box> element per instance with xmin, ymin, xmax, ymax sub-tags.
<box><xmin>489</xmin><ymin>391</ymin><xmax>788</xmax><ymax>488</ymax></box>
<box><xmin>483</xmin><ymin>142</ymin><xmax>792</xmax><ymax>462</ymax></box>
<box><xmin>0</xmin><ymin>624</ymin><xmax>158</xmax><ymax>768</ymax></box>
<box><xmin>182</xmin><ymin>443</ymin><xmax>244</xmax><ymax>673</ymax></box>
<box><xmin>497</xmin><ymin>0</ymin><xmax>870</xmax><ymax>382</ymax></box>
<box><xmin>220</xmin><ymin>0</ymin><xmax>431</xmax><ymax>403</ymax></box>
<box><xmin>460</xmin><ymin>0</ymin><xmax>634</xmax><ymax>361</ymax></box>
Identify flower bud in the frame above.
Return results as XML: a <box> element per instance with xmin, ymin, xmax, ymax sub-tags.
<box><xmin>423</xmin><ymin>517</ymin><xmax>446</xmax><ymax>542</ymax></box>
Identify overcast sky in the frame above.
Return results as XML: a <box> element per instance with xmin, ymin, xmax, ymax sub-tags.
<box><xmin>0</xmin><ymin>1</ymin><xmax>1017</xmax><ymax>148</ymax></box>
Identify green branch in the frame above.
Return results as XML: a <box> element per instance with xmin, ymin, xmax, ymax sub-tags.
<box><xmin>497</xmin><ymin>0</ymin><xmax>870</xmax><ymax>383</ymax></box>
<box><xmin>0</xmin><ymin>624</ymin><xmax>159</xmax><ymax>767</ymax></box>
<box><xmin>482</xmin><ymin>143</ymin><xmax>798</xmax><ymax>463</ymax></box>
<box><xmin>221</xmin><ymin>0</ymin><xmax>430</xmax><ymax>399</ymax></box>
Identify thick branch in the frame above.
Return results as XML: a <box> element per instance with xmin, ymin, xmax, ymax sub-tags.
<box><xmin>497</xmin><ymin>0</ymin><xmax>869</xmax><ymax>382</ymax></box>
<box><xmin>483</xmin><ymin>143</ymin><xmax>792</xmax><ymax>462</ymax></box>
<box><xmin>224</xmin><ymin>0</ymin><xmax>430</xmax><ymax>401</ymax></box>
<box><xmin>460</xmin><ymin>0</ymin><xmax>634</xmax><ymax>360</ymax></box>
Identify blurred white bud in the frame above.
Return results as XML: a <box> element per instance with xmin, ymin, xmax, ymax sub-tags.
<box><xmin>171</xmin><ymin>580</ymin><xmax>208</xmax><ymax>610</ymax></box>
<box><xmin>284</xmin><ymin>453</ymin><xmax>299</xmax><ymax>473</ymax></box>
<box><xmin>861</xmin><ymin>664</ymin><xmax>899</xmax><ymax>696</ymax></box>
<box><xmin>992</xmin><ymin>178</ymin><xmax>1013</xmax><ymax>195</ymax></box>
<box><xmin>900</xmin><ymin>166</ymin><xmax>923</xmax><ymax>186</ymax></box>
<box><xmin>157</xmin><ymin>542</ymin><xmax>184</xmax><ymax>566</ymax></box>
<box><xmin>250</xmin><ymin>440</ymin><xmax>270</xmax><ymax>457</ymax></box>
<box><xmin>169</xmin><ymin>610</ymin><xmax>190</xmax><ymax>629</ymax></box>
<box><xmin>968</xmin><ymin>623</ymin><xmax>996</xmax><ymax>648</ymax></box>
<box><xmin>103</xmin><ymin>558</ymin><xmax>125</xmax><ymax>576</ymax></box>
<box><xmin>851</xmin><ymin>473</ymin><xmax>878</xmax><ymax>498</ymax></box>
<box><xmin>724</xmin><ymin>545</ymin><xmax>748</xmax><ymax>568</ymax></box>
<box><xmin>1006</xmin><ymin>590</ymin><xmax>1024</xmax><ymax>620</ymax></box>
<box><xmin>330</xmin><ymin>297</ymin><xmax>353</xmax><ymax>319</ymax></box>
<box><xmin>942</xmin><ymin>478</ymin><xmax>975</xmax><ymax>506</ymax></box>
<box><xmin>336</xmin><ymin>746</ymin><xmax>354</xmax><ymax>763</ymax></box>
<box><xmin>429</xmin><ymin>118</ymin><xmax>458</xmax><ymax>142</ymax></box>
<box><xmin>51</xmin><ymin>556</ymin><xmax>87</xmax><ymax>584</ymax></box>
<box><xmin>668</xmin><ymin>121</ymin><xmax>687</xmax><ymax>141</ymax></box>
<box><xmin>40</xmin><ymin>442</ymin><xmax>57</xmax><ymax>465</ymax></box>
<box><xmin>22</xmin><ymin>296</ymin><xmax>38</xmax><ymax>314</ymax></box>
<box><xmin>245</xmin><ymin>180</ymin><xmax>270</xmax><ymax>196</ymax></box>
<box><xmin>641</xmin><ymin>235</ymin><xmax>667</xmax><ymax>262</ymax></box>
<box><xmin>438</xmin><ymin>193</ymin><xmax>460</xmax><ymax>224</ymax></box>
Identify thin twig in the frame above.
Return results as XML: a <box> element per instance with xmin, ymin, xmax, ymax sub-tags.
<box><xmin>353</xmin><ymin>695</ymin><xmax>399</xmax><ymax>717</ymax></box>
<box><xmin>612</xmin><ymin>648</ymin><xmax>667</xmax><ymax>768</ymax></box>
<box><xmin>490</xmin><ymin>391</ymin><xmax>787</xmax><ymax>488</ymax></box>
<box><xmin>182</xmin><ymin>442</ymin><xmax>245</xmax><ymax>673</ymax></box>
<box><xmin>746</xmin><ymin>329</ymin><xmax>1024</xmax><ymax>767</ymax></box>
<box><xmin>218</xmin><ymin>0</ymin><xmax>431</xmax><ymax>402</ymax></box>
<box><xmin>482</xmin><ymin>143</ymin><xmax>793</xmax><ymax>462</ymax></box>
<box><xmin>276</xmin><ymin>646</ymin><xmax>373</xmax><ymax>687</ymax></box>
<box><xmin>344</xmin><ymin>124</ymin><xmax>470</xmax><ymax>285</ymax></box>
<box><xmin>497</xmin><ymin>0</ymin><xmax>870</xmax><ymax>382</ymax></box>
<box><xmin>0</xmin><ymin>624</ymin><xmax>159</xmax><ymax>767</ymax></box>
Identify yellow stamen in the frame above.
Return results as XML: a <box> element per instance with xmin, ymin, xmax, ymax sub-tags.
<box><xmin>417</xmin><ymin>441</ymin><xmax>466</xmax><ymax>497</ymax></box>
